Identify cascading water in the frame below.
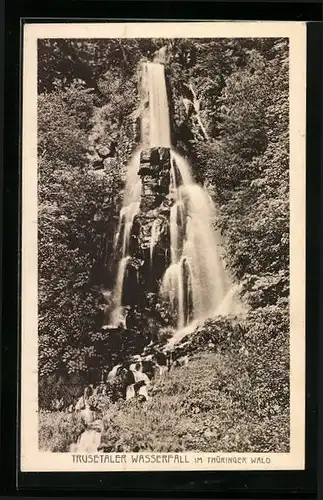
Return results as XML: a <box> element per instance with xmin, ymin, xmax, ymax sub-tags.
<box><xmin>109</xmin><ymin>62</ymin><xmax>172</xmax><ymax>325</ymax></box>
<box><xmin>109</xmin><ymin>151</ymin><xmax>141</xmax><ymax>325</ymax></box>
<box><xmin>162</xmin><ymin>151</ymin><xmax>235</xmax><ymax>329</ymax></box>
<box><xmin>144</xmin><ymin>62</ymin><xmax>171</xmax><ymax>148</ymax></box>
<box><xmin>110</xmin><ymin>61</ymin><xmax>242</xmax><ymax>331</ymax></box>
<box><xmin>149</xmin><ymin>219</ymin><xmax>160</xmax><ymax>265</ymax></box>
<box><xmin>70</xmin><ymin>429</ymin><xmax>102</xmax><ymax>453</ymax></box>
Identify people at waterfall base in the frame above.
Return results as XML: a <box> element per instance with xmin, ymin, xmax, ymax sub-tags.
<box><xmin>96</xmin><ymin>381</ymin><xmax>108</xmax><ymax>395</ymax></box>
<box><xmin>126</xmin><ymin>361</ymin><xmax>151</xmax><ymax>402</ymax></box>
<box><xmin>84</xmin><ymin>384</ymin><xmax>94</xmax><ymax>400</ymax></box>
<box><xmin>154</xmin><ymin>350</ymin><xmax>169</xmax><ymax>376</ymax></box>
<box><xmin>71</xmin><ymin>345</ymin><xmax>190</xmax><ymax>413</ymax></box>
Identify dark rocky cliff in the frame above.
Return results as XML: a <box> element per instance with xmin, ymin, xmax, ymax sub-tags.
<box><xmin>122</xmin><ymin>147</ymin><xmax>172</xmax><ymax>306</ymax></box>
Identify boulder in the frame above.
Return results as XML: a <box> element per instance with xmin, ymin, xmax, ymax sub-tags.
<box><xmin>96</xmin><ymin>145</ymin><xmax>111</xmax><ymax>158</ymax></box>
<box><xmin>138</xmin><ymin>147</ymin><xmax>171</xmax><ymax>212</ymax></box>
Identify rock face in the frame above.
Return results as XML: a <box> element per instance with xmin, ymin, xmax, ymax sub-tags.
<box><xmin>88</xmin><ymin>141</ymin><xmax>117</xmax><ymax>171</ymax></box>
<box><xmin>137</xmin><ymin>147</ymin><xmax>171</xmax><ymax>295</ymax></box>
<box><xmin>138</xmin><ymin>147</ymin><xmax>171</xmax><ymax>212</ymax></box>
<box><xmin>121</xmin><ymin>147</ymin><xmax>172</xmax><ymax>305</ymax></box>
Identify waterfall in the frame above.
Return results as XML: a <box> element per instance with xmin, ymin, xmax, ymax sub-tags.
<box><xmin>70</xmin><ymin>429</ymin><xmax>101</xmax><ymax>453</ymax></box>
<box><xmin>146</xmin><ymin>62</ymin><xmax>171</xmax><ymax>148</ymax></box>
<box><xmin>110</xmin><ymin>61</ymin><xmax>242</xmax><ymax>331</ymax></box>
<box><xmin>110</xmin><ymin>256</ymin><xmax>131</xmax><ymax>326</ymax></box>
<box><xmin>115</xmin><ymin>202</ymin><xmax>140</xmax><ymax>256</ymax></box>
<box><xmin>162</xmin><ymin>150</ymin><xmax>235</xmax><ymax>328</ymax></box>
<box><xmin>149</xmin><ymin>219</ymin><xmax>160</xmax><ymax>264</ymax></box>
<box><xmin>108</xmin><ymin>150</ymin><xmax>141</xmax><ymax>326</ymax></box>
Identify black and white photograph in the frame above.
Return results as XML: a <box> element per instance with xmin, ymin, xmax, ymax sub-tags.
<box><xmin>21</xmin><ymin>21</ymin><xmax>306</xmax><ymax>472</ymax></box>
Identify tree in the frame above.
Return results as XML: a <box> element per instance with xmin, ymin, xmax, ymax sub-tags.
<box><xmin>37</xmin><ymin>82</ymin><xmax>124</xmax><ymax>406</ymax></box>
<box><xmin>38</xmin><ymin>38</ymin><xmax>168</xmax><ymax>93</ymax></box>
<box><xmin>188</xmin><ymin>39</ymin><xmax>289</xmax><ymax>310</ymax></box>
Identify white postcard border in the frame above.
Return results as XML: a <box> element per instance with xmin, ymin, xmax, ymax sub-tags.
<box><xmin>21</xmin><ymin>21</ymin><xmax>306</xmax><ymax>472</ymax></box>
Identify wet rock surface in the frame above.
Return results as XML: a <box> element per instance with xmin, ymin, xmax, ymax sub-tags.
<box><xmin>138</xmin><ymin>147</ymin><xmax>171</xmax><ymax>212</ymax></box>
<box><xmin>118</xmin><ymin>146</ymin><xmax>173</xmax><ymax>301</ymax></box>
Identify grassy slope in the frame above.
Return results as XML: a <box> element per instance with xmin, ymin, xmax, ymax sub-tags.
<box><xmin>100</xmin><ymin>349</ymin><xmax>289</xmax><ymax>453</ymax></box>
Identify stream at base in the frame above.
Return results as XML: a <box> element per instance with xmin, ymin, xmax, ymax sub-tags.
<box><xmin>70</xmin><ymin>428</ymin><xmax>102</xmax><ymax>453</ymax></box>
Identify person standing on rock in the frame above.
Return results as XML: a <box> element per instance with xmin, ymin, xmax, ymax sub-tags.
<box><xmin>133</xmin><ymin>362</ymin><xmax>151</xmax><ymax>402</ymax></box>
<box><xmin>84</xmin><ymin>385</ymin><xmax>93</xmax><ymax>401</ymax></box>
<box><xmin>125</xmin><ymin>362</ymin><xmax>137</xmax><ymax>400</ymax></box>
<box><xmin>154</xmin><ymin>350</ymin><xmax>168</xmax><ymax>377</ymax></box>
<box><xmin>125</xmin><ymin>360</ymin><xmax>150</xmax><ymax>402</ymax></box>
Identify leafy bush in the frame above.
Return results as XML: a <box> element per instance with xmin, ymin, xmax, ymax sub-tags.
<box><xmin>38</xmin><ymin>84</ymin><xmax>96</xmax><ymax>168</ymax></box>
<box><xmin>38</xmin><ymin>81</ymin><xmax>128</xmax><ymax>406</ymax></box>
<box><xmin>87</xmin><ymin>393</ymin><xmax>112</xmax><ymax>414</ymax></box>
<box><xmin>38</xmin><ymin>159</ymin><xmax>122</xmax><ymax>387</ymax></box>
<box><xmin>175</xmin><ymin>305</ymin><xmax>289</xmax><ymax>412</ymax></box>
<box><xmin>39</xmin><ymin>410</ymin><xmax>85</xmax><ymax>452</ymax></box>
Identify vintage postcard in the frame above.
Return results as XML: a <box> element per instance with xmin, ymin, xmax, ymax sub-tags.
<box><xmin>21</xmin><ymin>21</ymin><xmax>306</xmax><ymax>472</ymax></box>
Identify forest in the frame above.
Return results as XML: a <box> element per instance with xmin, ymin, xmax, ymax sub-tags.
<box><xmin>38</xmin><ymin>37</ymin><xmax>289</xmax><ymax>452</ymax></box>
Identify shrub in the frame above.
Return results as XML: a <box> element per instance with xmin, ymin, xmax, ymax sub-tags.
<box><xmin>39</xmin><ymin>410</ymin><xmax>85</xmax><ymax>452</ymax></box>
<box><xmin>87</xmin><ymin>393</ymin><xmax>112</xmax><ymax>415</ymax></box>
<box><xmin>175</xmin><ymin>305</ymin><xmax>289</xmax><ymax>415</ymax></box>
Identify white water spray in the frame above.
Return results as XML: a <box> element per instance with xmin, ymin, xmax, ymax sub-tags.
<box><xmin>111</xmin><ymin>256</ymin><xmax>131</xmax><ymax>326</ymax></box>
<box><xmin>70</xmin><ymin>429</ymin><xmax>101</xmax><ymax>453</ymax></box>
<box><xmin>161</xmin><ymin>152</ymin><xmax>236</xmax><ymax>328</ymax></box>
<box><xmin>109</xmin><ymin>150</ymin><xmax>142</xmax><ymax>326</ymax></box>
<box><xmin>149</xmin><ymin>219</ymin><xmax>160</xmax><ymax>264</ymax></box>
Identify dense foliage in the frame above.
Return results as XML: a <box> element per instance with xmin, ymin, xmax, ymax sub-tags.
<box><xmin>189</xmin><ymin>40</ymin><xmax>289</xmax><ymax>312</ymax></box>
<box><xmin>37</xmin><ymin>82</ymin><xmax>124</xmax><ymax>402</ymax></box>
<box><xmin>38</xmin><ymin>37</ymin><xmax>289</xmax><ymax>419</ymax></box>
<box><xmin>39</xmin><ymin>410</ymin><xmax>85</xmax><ymax>452</ymax></box>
